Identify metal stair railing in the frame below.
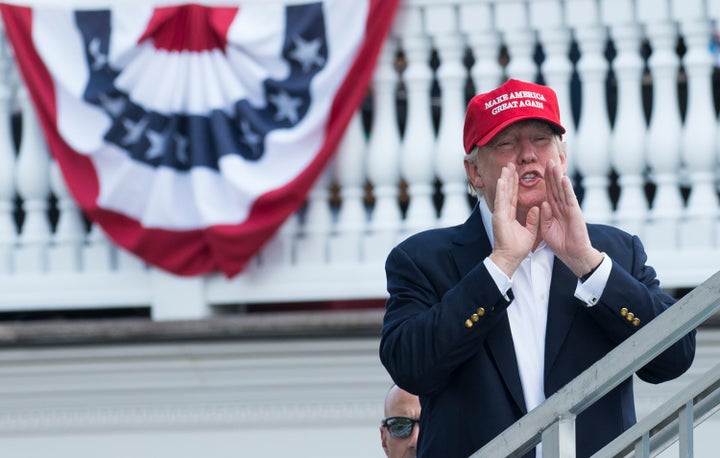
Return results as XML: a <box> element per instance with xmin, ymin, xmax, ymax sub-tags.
<box><xmin>592</xmin><ymin>361</ymin><xmax>720</xmax><ymax>457</ymax></box>
<box><xmin>469</xmin><ymin>270</ymin><xmax>720</xmax><ymax>458</ymax></box>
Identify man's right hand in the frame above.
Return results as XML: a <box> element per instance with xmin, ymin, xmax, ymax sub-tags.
<box><xmin>488</xmin><ymin>163</ymin><xmax>538</xmax><ymax>277</ymax></box>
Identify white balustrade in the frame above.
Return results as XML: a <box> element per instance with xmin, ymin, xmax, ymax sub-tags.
<box><xmin>397</xmin><ymin>5</ymin><xmax>437</xmax><ymax>237</ymax></box>
<box><xmin>1</xmin><ymin>0</ymin><xmax>720</xmax><ymax>320</ymax></box>
<box><xmin>82</xmin><ymin>223</ymin><xmax>115</xmax><ymax>272</ymax></box>
<box><xmin>0</xmin><ymin>22</ymin><xmax>15</xmax><ymax>275</ymax></box>
<box><xmin>365</xmin><ymin>37</ymin><xmax>402</xmax><ymax>262</ymax></box>
<box><xmin>426</xmin><ymin>3</ymin><xmax>471</xmax><ymax>226</ymax></box>
<box><xmin>606</xmin><ymin>1</ymin><xmax>649</xmax><ymax>237</ymax></box>
<box><xmin>569</xmin><ymin>0</ymin><xmax>613</xmax><ymax>224</ymax></box>
<box><xmin>462</xmin><ymin>3</ymin><xmax>503</xmax><ymax>93</ymax></box>
<box><xmin>642</xmin><ymin>12</ymin><xmax>684</xmax><ymax>251</ymax></box>
<box><xmin>677</xmin><ymin>13</ymin><xmax>718</xmax><ymax>249</ymax></box>
<box><xmin>14</xmin><ymin>83</ymin><xmax>50</xmax><ymax>273</ymax></box>
<box><xmin>498</xmin><ymin>1</ymin><xmax>537</xmax><ymax>83</ymax></box>
<box><xmin>48</xmin><ymin>160</ymin><xmax>84</xmax><ymax>272</ymax></box>
<box><xmin>532</xmin><ymin>0</ymin><xmax>576</xmax><ymax>175</ymax></box>
<box><xmin>258</xmin><ymin>211</ymin><xmax>298</xmax><ymax>268</ymax></box>
<box><xmin>295</xmin><ymin>168</ymin><xmax>333</xmax><ymax>265</ymax></box>
<box><xmin>329</xmin><ymin>110</ymin><xmax>367</xmax><ymax>264</ymax></box>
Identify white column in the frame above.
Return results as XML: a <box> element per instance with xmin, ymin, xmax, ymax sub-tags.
<box><xmin>427</xmin><ymin>4</ymin><xmax>470</xmax><ymax>226</ymax></box>
<box><xmin>82</xmin><ymin>223</ymin><xmax>115</xmax><ymax>271</ymax></box>
<box><xmin>462</xmin><ymin>3</ymin><xmax>503</xmax><ymax>93</ymax></box>
<box><xmin>532</xmin><ymin>0</ymin><xmax>576</xmax><ymax>175</ymax></box>
<box><xmin>364</xmin><ymin>37</ymin><xmax>402</xmax><ymax>262</ymax></box>
<box><xmin>14</xmin><ymin>83</ymin><xmax>50</xmax><ymax>273</ymax></box>
<box><xmin>568</xmin><ymin>1</ymin><xmax>613</xmax><ymax>224</ymax></box>
<box><xmin>115</xmin><ymin>246</ymin><xmax>145</xmax><ymax>271</ymax></box>
<box><xmin>258</xmin><ymin>212</ymin><xmax>298</xmax><ymax>268</ymax></box>
<box><xmin>397</xmin><ymin>5</ymin><xmax>436</xmax><ymax>237</ymax></box>
<box><xmin>677</xmin><ymin>14</ymin><xmax>717</xmax><ymax>248</ymax></box>
<box><xmin>639</xmin><ymin>0</ymin><xmax>683</xmax><ymax>250</ymax></box>
<box><xmin>295</xmin><ymin>168</ymin><xmax>332</xmax><ymax>265</ymax></box>
<box><xmin>497</xmin><ymin>1</ymin><xmax>536</xmax><ymax>82</ymax></box>
<box><xmin>0</xmin><ymin>23</ymin><xmax>16</xmax><ymax>274</ymax></box>
<box><xmin>329</xmin><ymin>110</ymin><xmax>366</xmax><ymax>264</ymax></box>
<box><xmin>48</xmin><ymin>160</ymin><xmax>84</xmax><ymax>272</ymax></box>
<box><xmin>605</xmin><ymin>1</ymin><xmax>648</xmax><ymax>237</ymax></box>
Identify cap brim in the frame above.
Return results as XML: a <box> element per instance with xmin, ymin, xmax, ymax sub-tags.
<box><xmin>475</xmin><ymin>116</ymin><xmax>566</xmax><ymax>148</ymax></box>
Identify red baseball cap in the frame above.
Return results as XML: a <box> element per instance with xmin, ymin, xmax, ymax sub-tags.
<box><xmin>463</xmin><ymin>79</ymin><xmax>566</xmax><ymax>154</ymax></box>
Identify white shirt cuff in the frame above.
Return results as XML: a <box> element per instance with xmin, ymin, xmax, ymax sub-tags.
<box><xmin>483</xmin><ymin>257</ymin><xmax>512</xmax><ymax>299</ymax></box>
<box><xmin>574</xmin><ymin>253</ymin><xmax>611</xmax><ymax>307</ymax></box>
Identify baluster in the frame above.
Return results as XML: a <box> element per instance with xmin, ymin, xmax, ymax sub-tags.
<box><xmin>295</xmin><ymin>167</ymin><xmax>332</xmax><ymax>264</ymax></box>
<box><xmin>677</xmin><ymin>17</ymin><xmax>717</xmax><ymax>248</ymax></box>
<box><xmin>116</xmin><ymin>244</ymin><xmax>145</xmax><ymax>271</ymax></box>
<box><xmin>329</xmin><ymin>110</ymin><xmax>366</xmax><ymax>264</ymax></box>
<box><xmin>462</xmin><ymin>3</ymin><xmax>503</xmax><ymax>95</ymax></box>
<box><xmin>48</xmin><ymin>160</ymin><xmax>84</xmax><ymax>272</ymax></box>
<box><xmin>497</xmin><ymin>1</ymin><xmax>536</xmax><ymax>82</ymax></box>
<box><xmin>533</xmin><ymin>0</ymin><xmax>576</xmax><ymax>175</ymax></box>
<box><xmin>14</xmin><ymin>83</ymin><xmax>50</xmax><ymax>273</ymax></box>
<box><xmin>364</xmin><ymin>37</ymin><xmax>402</xmax><ymax>262</ymax></box>
<box><xmin>258</xmin><ymin>211</ymin><xmax>299</xmax><ymax>268</ymax></box>
<box><xmin>0</xmin><ymin>24</ymin><xmax>16</xmax><ymax>274</ymax></box>
<box><xmin>398</xmin><ymin>5</ymin><xmax>436</xmax><ymax>237</ymax></box>
<box><xmin>427</xmin><ymin>4</ymin><xmax>470</xmax><ymax>226</ymax></box>
<box><xmin>605</xmin><ymin>3</ymin><xmax>648</xmax><ymax>237</ymax></box>
<box><xmin>640</xmin><ymin>7</ymin><xmax>683</xmax><ymax>250</ymax></box>
<box><xmin>82</xmin><ymin>223</ymin><xmax>115</xmax><ymax>271</ymax></box>
<box><xmin>568</xmin><ymin>1</ymin><xmax>613</xmax><ymax>224</ymax></box>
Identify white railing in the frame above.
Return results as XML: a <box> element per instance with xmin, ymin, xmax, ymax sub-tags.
<box><xmin>2</xmin><ymin>0</ymin><xmax>720</xmax><ymax>320</ymax></box>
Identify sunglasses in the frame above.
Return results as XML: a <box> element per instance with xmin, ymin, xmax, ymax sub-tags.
<box><xmin>381</xmin><ymin>416</ymin><xmax>420</xmax><ymax>438</ymax></box>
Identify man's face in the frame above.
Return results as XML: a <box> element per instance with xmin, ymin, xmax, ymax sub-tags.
<box><xmin>380</xmin><ymin>390</ymin><xmax>421</xmax><ymax>458</ymax></box>
<box><xmin>464</xmin><ymin>120</ymin><xmax>567</xmax><ymax>221</ymax></box>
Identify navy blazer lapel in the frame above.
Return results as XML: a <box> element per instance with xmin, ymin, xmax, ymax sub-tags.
<box><xmin>450</xmin><ymin>205</ymin><xmax>527</xmax><ymax>415</ymax></box>
<box><xmin>544</xmin><ymin>258</ymin><xmax>580</xmax><ymax>377</ymax></box>
<box><xmin>486</xmin><ymin>318</ymin><xmax>527</xmax><ymax>414</ymax></box>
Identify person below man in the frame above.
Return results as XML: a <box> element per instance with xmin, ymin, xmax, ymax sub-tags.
<box><xmin>380</xmin><ymin>384</ymin><xmax>421</xmax><ymax>458</ymax></box>
<box><xmin>379</xmin><ymin>78</ymin><xmax>696</xmax><ymax>457</ymax></box>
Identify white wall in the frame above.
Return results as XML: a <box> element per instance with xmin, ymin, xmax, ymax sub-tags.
<box><xmin>1</xmin><ymin>329</ymin><xmax>718</xmax><ymax>458</ymax></box>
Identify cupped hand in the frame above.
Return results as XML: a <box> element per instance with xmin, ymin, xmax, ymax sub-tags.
<box><xmin>539</xmin><ymin>160</ymin><xmax>603</xmax><ymax>277</ymax></box>
<box><xmin>489</xmin><ymin>163</ymin><xmax>539</xmax><ymax>277</ymax></box>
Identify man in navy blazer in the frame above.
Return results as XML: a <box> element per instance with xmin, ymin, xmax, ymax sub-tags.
<box><xmin>379</xmin><ymin>79</ymin><xmax>696</xmax><ymax>458</ymax></box>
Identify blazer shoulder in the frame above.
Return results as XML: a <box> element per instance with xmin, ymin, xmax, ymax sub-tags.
<box><xmin>587</xmin><ymin>223</ymin><xmax>635</xmax><ymax>245</ymax></box>
<box><xmin>395</xmin><ymin>224</ymin><xmax>464</xmax><ymax>252</ymax></box>
<box><xmin>587</xmin><ymin>223</ymin><xmax>649</xmax><ymax>263</ymax></box>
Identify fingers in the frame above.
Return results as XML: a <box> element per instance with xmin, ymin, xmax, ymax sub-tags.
<box><xmin>539</xmin><ymin>201</ymin><xmax>552</xmax><ymax>234</ymax></box>
<box><xmin>525</xmin><ymin>205</ymin><xmax>540</xmax><ymax>239</ymax></box>
<box><xmin>545</xmin><ymin>160</ymin><xmax>578</xmax><ymax>213</ymax></box>
<box><xmin>545</xmin><ymin>160</ymin><xmax>564</xmax><ymax>207</ymax></box>
<box><xmin>494</xmin><ymin>163</ymin><xmax>517</xmax><ymax>220</ymax></box>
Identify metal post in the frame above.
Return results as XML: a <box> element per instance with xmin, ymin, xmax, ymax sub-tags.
<box><xmin>542</xmin><ymin>416</ymin><xmax>576</xmax><ymax>458</ymax></box>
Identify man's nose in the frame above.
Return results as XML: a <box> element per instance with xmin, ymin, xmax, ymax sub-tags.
<box><xmin>518</xmin><ymin>139</ymin><xmax>537</xmax><ymax>163</ymax></box>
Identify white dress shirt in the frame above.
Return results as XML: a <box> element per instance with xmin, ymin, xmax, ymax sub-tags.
<box><xmin>477</xmin><ymin>198</ymin><xmax>611</xmax><ymax>455</ymax></box>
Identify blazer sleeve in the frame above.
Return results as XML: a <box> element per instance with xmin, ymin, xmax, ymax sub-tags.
<box><xmin>379</xmin><ymin>243</ymin><xmax>512</xmax><ymax>396</ymax></box>
<box><xmin>588</xmin><ymin>233</ymin><xmax>696</xmax><ymax>383</ymax></box>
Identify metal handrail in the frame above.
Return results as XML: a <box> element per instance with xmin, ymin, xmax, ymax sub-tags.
<box><xmin>593</xmin><ymin>361</ymin><xmax>720</xmax><ymax>457</ymax></box>
<box><xmin>470</xmin><ymin>270</ymin><xmax>720</xmax><ymax>458</ymax></box>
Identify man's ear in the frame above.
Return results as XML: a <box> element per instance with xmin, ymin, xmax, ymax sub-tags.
<box><xmin>559</xmin><ymin>142</ymin><xmax>568</xmax><ymax>173</ymax></box>
<box><xmin>463</xmin><ymin>159</ymin><xmax>484</xmax><ymax>190</ymax></box>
